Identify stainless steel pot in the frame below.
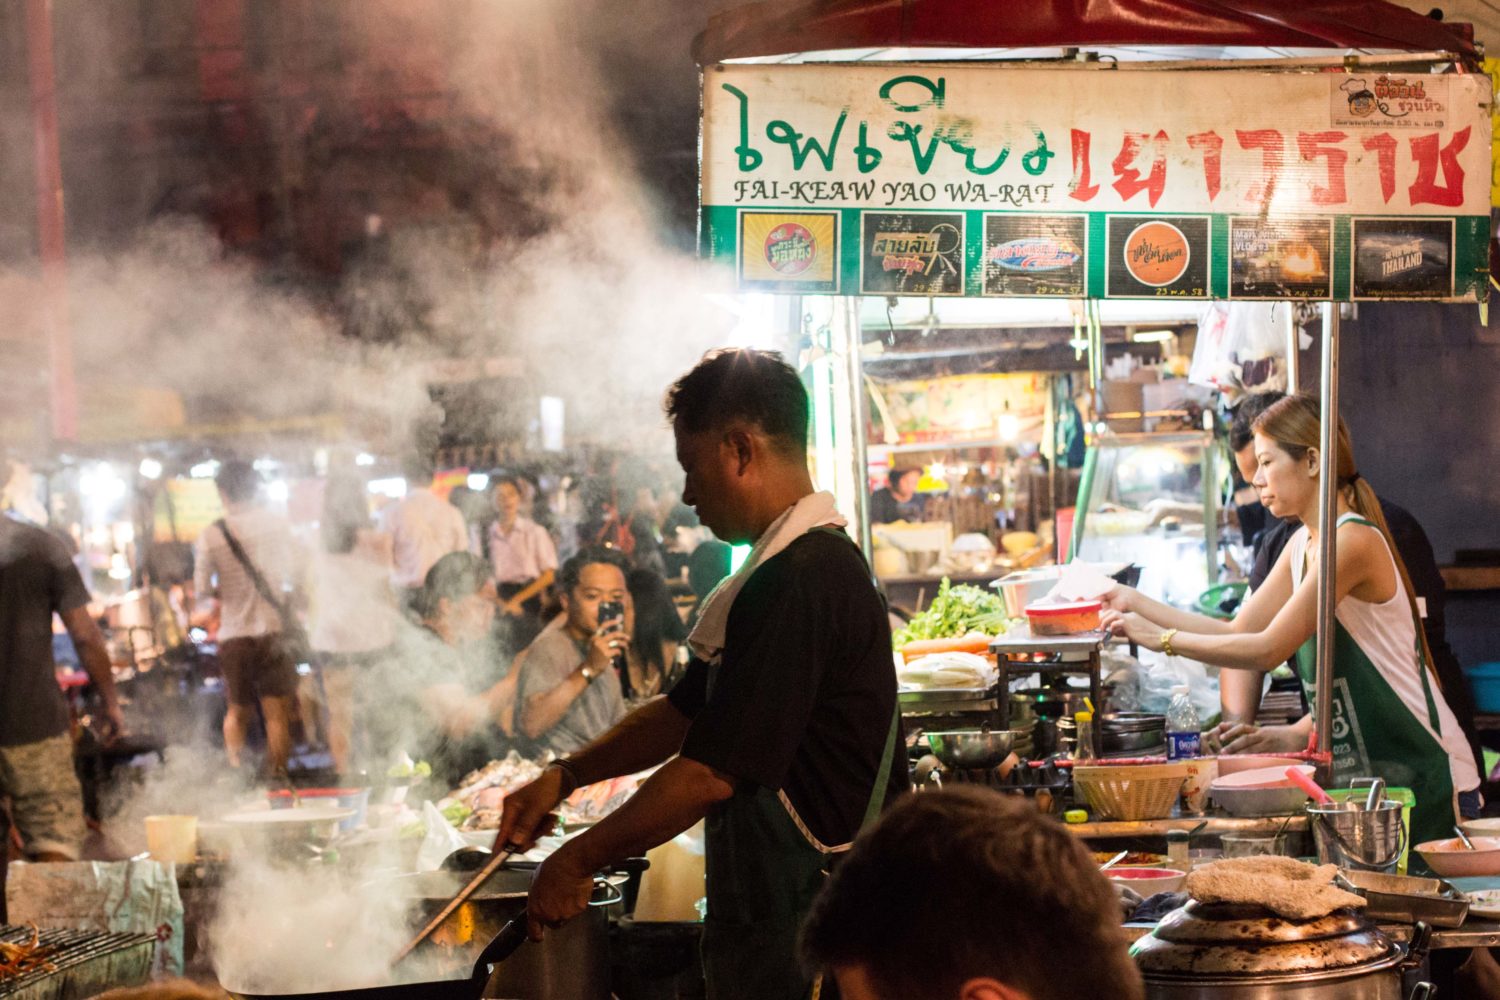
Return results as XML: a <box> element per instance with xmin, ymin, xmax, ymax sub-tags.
<box><xmin>391</xmin><ymin>867</ymin><xmax>621</xmax><ymax>1000</ymax></box>
<box><xmin>925</xmin><ymin>724</ymin><xmax>1033</xmax><ymax>769</ymax></box>
<box><xmin>1134</xmin><ymin>901</ymin><xmax>1430</xmax><ymax>1000</ymax></box>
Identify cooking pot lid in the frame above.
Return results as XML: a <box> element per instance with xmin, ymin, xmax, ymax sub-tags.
<box><xmin>1131</xmin><ymin>902</ymin><xmax>1392</xmax><ymax>975</ymax></box>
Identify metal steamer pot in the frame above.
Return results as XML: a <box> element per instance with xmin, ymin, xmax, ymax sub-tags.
<box><xmin>1132</xmin><ymin>901</ymin><xmax>1432</xmax><ymax>1000</ymax></box>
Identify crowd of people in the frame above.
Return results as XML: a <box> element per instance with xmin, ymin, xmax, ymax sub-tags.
<box><xmin>187</xmin><ymin>451</ymin><xmax>714</xmax><ymax>788</ymax></box>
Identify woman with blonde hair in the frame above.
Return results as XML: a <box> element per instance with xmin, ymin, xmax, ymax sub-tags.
<box><xmin>1101</xmin><ymin>394</ymin><xmax>1479</xmax><ymax>847</ymax></box>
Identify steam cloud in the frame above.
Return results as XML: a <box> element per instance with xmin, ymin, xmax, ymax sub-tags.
<box><xmin>17</xmin><ymin>0</ymin><xmax>750</xmax><ymax>988</ymax></box>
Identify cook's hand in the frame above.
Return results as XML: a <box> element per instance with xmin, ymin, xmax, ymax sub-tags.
<box><xmin>493</xmin><ymin>768</ymin><xmax>565</xmax><ymax>854</ymax></box>
<box><xmin>100</xmin><ymin>703</ymin><xmax>126</xmax><ymax>745</ymax></box>
<box><xmin>1099</xmin><ymin>583</ymin><xmax>1137</xmax><ymax>614</ymax></box>
<box><xmin>585</xmin><ymin>623</ymin><xmax>630</xmax><ymax>673</ymax></box>
<box><xmin>1100</xmin><ymin>609</ymin><xmax>1160</xmax><ymax>649</ymax></box>
<box><xmin>525</xmin><ymin>843</ymin><xmax>595</xmax><ymax>941</ymax></box>
<box><xmin>1219</xmin><ymin>722</ymin><xmax>1306</xmax><ymax>754</ymax></box>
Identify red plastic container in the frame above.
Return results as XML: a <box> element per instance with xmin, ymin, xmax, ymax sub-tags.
<box><xmin>1024</xmin><ymin>599</ymin><xmax>1103</xmax><ymax>636</ymax></box>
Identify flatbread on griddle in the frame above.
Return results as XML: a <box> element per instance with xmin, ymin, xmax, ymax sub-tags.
<box><xmin>1184</xmin><ymin>857</ymin><xmax>1366</xmax><ymax>920</ymax></box>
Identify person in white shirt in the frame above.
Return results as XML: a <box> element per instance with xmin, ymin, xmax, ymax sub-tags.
<box><xmin>487</xmin><ymin>474</ymin><xmax>558</xmax><ymax>647</ymax></box>
<box><xmin>381</xmin><ymin>453</ymin><xmax>468</xmax><ymax>610</ymax></box>
<box><xmin>308</xmin><ymin>473</ymin><xmax>398</xmax><ymax>775</ymax></box>
<box><xmin>192</xmin><ymin>460</ymin><xmax>304</xmax><ymax>774</ymax></box>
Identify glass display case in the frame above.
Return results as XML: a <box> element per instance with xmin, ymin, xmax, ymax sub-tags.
<box><xmin>1070</xmin><ymin>431</ymin><xmax>1225</xmax><ymax>606</ymax></box>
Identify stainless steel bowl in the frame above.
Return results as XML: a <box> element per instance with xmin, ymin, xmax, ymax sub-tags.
<box><xmin>925</xmin><ymin>730</ymin><xmax>1018</xmax><ymax>769</ymax></box>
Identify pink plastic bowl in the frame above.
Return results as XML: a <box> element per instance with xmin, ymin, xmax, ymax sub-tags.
<box><xmin>1416</xmin><ymin>836</ymin><xmax>1500</xmax><ymax>878</ymax></box>
<box><xmin>1107</xmin><ymin>866</ymin><xmax>1186</xmax><ymax>896</ymax></box>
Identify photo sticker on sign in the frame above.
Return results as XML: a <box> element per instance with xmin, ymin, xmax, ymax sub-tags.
<box><xmin>982</xmin><ymin>214</ymin><xmax>1087</xmax><ymax>297</ymax></box>
<box><xmin>739</xmin><ymin>211</ymin><xmax>839</xmax><ymax>292</ymax></box>
<box><xmin>1229</xmin><ymin>218</ymin><xmax>1333</xmax><ymax>299</ymax></box>
<box><xmin>859</xmin><ymin>212</ymin><xmax>965</xmax><ymax>295</ymax></box>
<box><xmin>1351</xmin><ymin>217</ymin><xmax>1454</xmax><ymax>299</ymax></box>
<box><xmin>1106</xmin><ymin>216</ymin><xmax>1210</xmax><ymax>299</ymax></box>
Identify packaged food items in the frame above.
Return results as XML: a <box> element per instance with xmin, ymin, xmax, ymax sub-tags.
<box><xmin>1023</xmin><ymin>599</ymin><xmax>1102</xmax><ymax>636</ymax></box>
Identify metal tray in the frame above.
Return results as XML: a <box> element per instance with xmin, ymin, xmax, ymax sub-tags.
<box><xmin>1336</xmin><ymin>869</ymin><xmax>1471</xmax><ymax>928</ymax></box>
<box><xmin>898</xmin><ymin>685</ymin><xmax>997</xmax><ymax>705</ymax></box>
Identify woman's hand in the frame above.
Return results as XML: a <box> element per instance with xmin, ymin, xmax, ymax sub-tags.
<box><xmin>1100</xmin><ymin>609</ymin><xmax>1162</xmax><ymax>649</ymax></box>
<box><xmin>1099</xmin><ymin>583</ymin><xmax>1138</xmax><ymax>614</ymax></box>
<box><xmin>1217</xmin><ymin>721</ymin><xmax>1308</xmax><ymax>754</ymax></box>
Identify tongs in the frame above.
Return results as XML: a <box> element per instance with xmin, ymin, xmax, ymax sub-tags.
<box><xmin>392</xmin><ymin>842</ymin><xmax>523</xmax><ymax>965</ymax></box>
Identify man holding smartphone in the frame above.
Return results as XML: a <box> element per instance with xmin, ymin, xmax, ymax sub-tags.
<box><xmin>512</xmin><ymin>546</ymin><xmax>631</xmax><ymax>755</ymax></box>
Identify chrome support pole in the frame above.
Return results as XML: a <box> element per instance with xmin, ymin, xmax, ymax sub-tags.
<box><xmin>1314</xmin><ymin>302</ymin><xmax>1340</xmax><ymax>757</ymax></box>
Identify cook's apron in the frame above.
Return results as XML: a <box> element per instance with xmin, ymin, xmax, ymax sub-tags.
<box><xmin>1291</xmin><ymin>516</ymin><xmax>1459</xmax><ymax>848</ymax></box>
<box><xmin>699</xmin><ymin>601</ymin><xmax>899</xmax><ymax>1000</ymax></box>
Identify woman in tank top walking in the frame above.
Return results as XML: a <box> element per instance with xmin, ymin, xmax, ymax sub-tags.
<box><xmin>1099</xmin><ymin>394</ymin><xmax>1479</xmax><ymax>847</ymax></box>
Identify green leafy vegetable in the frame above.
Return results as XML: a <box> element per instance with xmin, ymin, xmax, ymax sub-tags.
<box><xmin>441</xmin><ymin>801</ymin><xmax>473</xmax><ymax>826</ymax></box>
<box><xmin>893</xmin><ymin>577</ymin><xmax>1009</xmax><ymax>648</ymax></box>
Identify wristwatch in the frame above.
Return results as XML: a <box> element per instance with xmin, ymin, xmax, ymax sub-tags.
<box><xmin>580</xmin><ymin>663</ymin><xmax>599</xmax><ymax>682</ymax></box>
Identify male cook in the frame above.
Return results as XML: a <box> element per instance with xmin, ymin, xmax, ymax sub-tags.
<box><xmin>496</xmin><ymin>348</ymin><xmax>907</xmax><ymax>999</ymax></box>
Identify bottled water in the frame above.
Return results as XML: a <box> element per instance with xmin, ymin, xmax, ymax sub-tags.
<box><xmin>1166</xmin><ymin>684</ymin><xmax>1202</xmax><ymax>760</ymax></box>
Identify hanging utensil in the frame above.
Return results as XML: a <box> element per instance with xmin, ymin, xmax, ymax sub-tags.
<box><xmin>1455</xmin><ymin>825</ymin><xmax>1478</xmax><ymax>851</ymax></box>
<box><xmin>393</xmin><ymin>842</ymin><xmax>522</xmax><ymax>965</ymax></box>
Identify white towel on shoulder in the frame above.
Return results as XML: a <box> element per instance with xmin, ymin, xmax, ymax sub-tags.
<box><xmin>686</xmin><ymin>491</ymin><xmax>848</xmax><ymax>663</ymax></box>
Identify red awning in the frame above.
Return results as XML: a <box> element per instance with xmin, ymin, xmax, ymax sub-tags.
<box><xmin>694</xmin><ymin>0</ymin><xmax>1477</xmax><ymax>63</ymax></box>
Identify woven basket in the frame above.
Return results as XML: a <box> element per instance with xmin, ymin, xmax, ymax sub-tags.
<box><xmin>1073</xmin><ymin>762</ymin><xmax>1190</xmax><ymax>821</ymax></box>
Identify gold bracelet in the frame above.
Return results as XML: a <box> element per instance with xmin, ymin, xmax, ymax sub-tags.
<box><xmin>1161</xmin><ymin>629</ymin><xmax>1179</xmax><ymax>657</ymax></box>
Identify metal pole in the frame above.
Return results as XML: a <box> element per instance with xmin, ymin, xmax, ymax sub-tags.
<box><xmin>1314</xmin><ymin>302</ymin><xmax>1340</xmax><ymax>757</ymax></box>
<box><xmin>842</xmin><ymin>297</ymin><xmax>873</xmax><ymax>559</ymax></box>
<box><xmin>26</xmin><ymin>0</ymin><xmax>77</xmax><ymax>442</ymax></box>
<box><xmin>1285</xmin><ymin>304</ymin><xmax>1301</xmax><ymax>392</ymax></box>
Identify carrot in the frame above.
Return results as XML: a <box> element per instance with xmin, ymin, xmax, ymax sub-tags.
<box><xmin>898</xmin><ymin>635</ymin><xmax>994</xmax><ymax>661</ymax></box>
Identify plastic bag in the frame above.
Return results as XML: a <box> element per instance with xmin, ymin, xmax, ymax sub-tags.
<box><xmin>415</xmin><ymin>800</ymin><xmax>467</xmax><ymax>871</ymax></box>
<box><xmin>5</xmin><ymin>858</ymin><xmax>184</xmax><ymax>975</ymax></box>
<box><xmin>1190</xmin><ymin>303</ymin><xmax>1289</xmax><ymax>401</ymax></box>
<box><xmin>1104</xmin><ymin>648</ymin><xmax>1221</xmax><ymax>724</ymax></box>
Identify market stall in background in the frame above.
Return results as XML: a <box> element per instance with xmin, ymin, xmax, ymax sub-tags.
<box><xmin>697</xmin><ymin>11</ymin><xmax>1498</xmax><ymax>992</ymax></box>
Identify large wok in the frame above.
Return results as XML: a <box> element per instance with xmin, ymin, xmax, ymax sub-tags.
<box><xmin>223</xmin><ymin>916</ymin><xmax>529</xmax><ymax>1000</ymax></box>
<box><xmin>223</xmin><ymin>853</ymin><xmax>631</xmax><ymax>1000</ymax></box>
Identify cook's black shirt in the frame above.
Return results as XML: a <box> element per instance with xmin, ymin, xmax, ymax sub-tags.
<box><xmin>668</xmin><ymin>530</ymin><xmax>909</xmax><ymax>847</ymax></box>
<box><xmin>0</xmin><ymin>516</ymin><xmax>91</xmax><ymax>746</ymax></box>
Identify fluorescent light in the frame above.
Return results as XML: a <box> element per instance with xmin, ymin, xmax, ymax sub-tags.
<box><xmin>467</xmin><ymin>473</ymin><xmax>490</xmax><ymax>491</ymax></box>
<box><xmin>252</xmin><ymin>457</ymin><xmax>277</xmax><ymax>472</ymax></box>
<box><xmin>355</xmin><ymin>453</ymin><xmax>376</xmax><ymax>467</ymax></box>
<box><xmin>367</xmin><ymin>477</ymin><xmax>407</xmax><ymax>499</ymax></box>
<box><xmin>1131</xmin><ymin>329</ymin><xmax>1176</xmax><ymax>343</ymax></box>
<box><xmin>138</xmin><ymin>458</ymin><xmax>163</xmax><ymax>480</ymax></box>
<box><xmin>266</xmin><ymin>480</ymin><xmax>290</xmax><ymax>504</ymax></box>
<box><xmin>190</xmin><ymin>460</ymin><xmax>219</xmax><ymax>479</ymax></box>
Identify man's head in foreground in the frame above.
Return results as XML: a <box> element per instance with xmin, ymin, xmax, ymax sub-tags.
<box><xmin>801</xmin><ymin>786</ymin><xmax>1145</xmax><ymax>1000</ymax></box>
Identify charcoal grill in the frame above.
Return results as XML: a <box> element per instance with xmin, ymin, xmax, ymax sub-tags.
<box><xmin>0</xmin><ymin>925</ymin><xmax>157</xmax><ymax>1000</ymax></box>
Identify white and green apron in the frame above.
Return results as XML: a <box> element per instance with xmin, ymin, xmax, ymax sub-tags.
<box><xmin>1288</xmin><ymin>514</ymin><xmax>1480</xmax><ymax>848</ymax></box>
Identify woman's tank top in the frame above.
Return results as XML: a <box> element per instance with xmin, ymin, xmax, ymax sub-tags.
<box><xmin>1287</xmin><ymin>513</ymin><xmax>1479</xmax><ymax>846</ymax></box>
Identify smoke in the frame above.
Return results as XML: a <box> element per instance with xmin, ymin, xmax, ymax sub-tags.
<box><xmin>29</xmin><ymin>0</ymin><xmax>751</xmax><ymax>987</ymax></box>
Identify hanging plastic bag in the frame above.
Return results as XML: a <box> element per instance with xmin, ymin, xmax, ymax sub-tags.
<box><xmin>1190</xmin><ymin>303</ymin><xmax>1289</xmax><ymax>401</ymax></box>
<box><xmin>5</xmin><ymin>858</ymin><xmax>185</xmax><ymax>975</ymax></box>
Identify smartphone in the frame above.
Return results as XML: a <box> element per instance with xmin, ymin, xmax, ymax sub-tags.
<box><xmin>597</xmin><ymin>600</ymin><xmax>625</xmax><ymax>630</ymax></box>
<box><xmin>597</xmin><ymin>600</ymin><xmax>625</xmax><ymax>670</ymax></box>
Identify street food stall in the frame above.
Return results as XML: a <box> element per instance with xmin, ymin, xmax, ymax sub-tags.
<box><xmin>695</xmin><ymin>0</ymin><xmax>1497</xmax><ymax>990</ymax></box>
